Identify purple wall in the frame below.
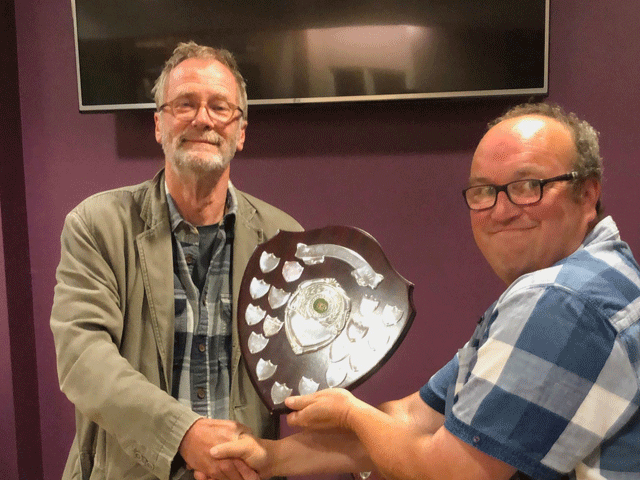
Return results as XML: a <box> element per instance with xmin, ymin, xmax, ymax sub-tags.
<box><xmin>1</xmin><ymin>3</ymin><xmax>18</xmax><ymax>478</ymax></box>
<box><xmin>0</xmin><ymin>207</ymin><xmax>18</xmax><ymax>480</ymax></box>
<box><xmin>2</xmin><ymin>0</ymin><xmax>40</xmax><ymax>478</ymax></box>
<box><xmin>3</xmin><ymin>0</ymin><xmax>640</xmax><ymax>479</ymax></box>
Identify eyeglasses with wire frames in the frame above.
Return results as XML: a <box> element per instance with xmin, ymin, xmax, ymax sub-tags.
<box><xmin>462</xmin><ymin>171</ymin><xmax>579</xmax><ymax>211</ymax></box>
<box><xmin>157</xmin><ymin>95</ymin><xmax>244</xmax><ymax>123</ymax></box>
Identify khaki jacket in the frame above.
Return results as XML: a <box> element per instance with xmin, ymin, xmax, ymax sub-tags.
<box><xmin>50</xmin><ymin>170</ymin><xmax>302</xmax><ymax>479</ymax></box>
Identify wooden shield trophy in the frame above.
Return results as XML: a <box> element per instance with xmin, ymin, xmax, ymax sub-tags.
<box><xmin>238</xmin><ymin>226</ymin><xmax>415</xmax><ymax>413</ymax></box>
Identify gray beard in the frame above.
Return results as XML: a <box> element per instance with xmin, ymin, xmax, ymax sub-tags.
<box><xmin>163</xmin><ymin>141</ymin><xmax>235</xmax><ymax>175</ymax></box>
<box><xmin>171</xmin><ymin>149</ymin><xmax>229</xmax><ymax>173</ymax></box>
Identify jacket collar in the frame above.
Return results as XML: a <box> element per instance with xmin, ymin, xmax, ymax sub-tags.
<box><xmin>140</xmin><ymin>169</ymin><xmax>168</xmax><ymax>229</ymax></box>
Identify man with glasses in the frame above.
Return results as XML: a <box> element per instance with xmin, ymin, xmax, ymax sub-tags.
<box><xmin>50</xmin><ymin>41</ymin><xmax>301</xmax><ymax>480</ymax></box>
<box><xmin>213</xmin><ymin>103</ymin><xmax>640</xmax><ymax>480</ymax></box>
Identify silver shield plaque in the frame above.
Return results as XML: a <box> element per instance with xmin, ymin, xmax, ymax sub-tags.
<box><xmin>238</xmin><ymin>226</ymin><xmax>415</xmax><ymax>413</ymax></box>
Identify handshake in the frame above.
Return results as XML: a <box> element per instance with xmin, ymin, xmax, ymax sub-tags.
<box><xmin>180</xmin><ymin>388</ymin><xmax>374</xmax><ymax>480</ymax></box>
<box><xmin>178</xmin><ymin>383</ymin><xmax>517</xmax><ymax>480</ymax></box>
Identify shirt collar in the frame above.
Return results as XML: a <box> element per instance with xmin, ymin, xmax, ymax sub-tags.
<box><xmin>581</xmin><ymin>215</ymin><xmax>619</xmax><ymax>248</ymax></box>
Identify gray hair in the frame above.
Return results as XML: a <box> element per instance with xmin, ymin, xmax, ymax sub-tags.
<box><xmin>151</xmin><ymin>41</ymin><xmax>248</xmax><ymax>121</ymax></box>
<box><xmin>489</xmin><ymin>102</ymin><xmax>603</xmax><ymax>216</ymax></box>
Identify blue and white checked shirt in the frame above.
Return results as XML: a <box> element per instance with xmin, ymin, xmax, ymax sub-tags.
<box><xmin>421</xmin><ymin>216</ymin><xmax>640</xmax><ymax>480</ymax></box>
<box><xmin>167</xmin><ymin>184</ymin><xmax>237</xmax><ymax>419</ymax></box>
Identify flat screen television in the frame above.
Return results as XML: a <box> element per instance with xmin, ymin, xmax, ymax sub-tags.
<box><xmin>71</xmin><ymin>0</ymin><xmax>549</xmax><ymax>111</ymax></box>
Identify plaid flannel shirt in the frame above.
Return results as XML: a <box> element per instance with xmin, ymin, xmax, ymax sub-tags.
<box><xmin>421</xmin><ymin>216</ymin><xmax>640</xmax><ymax>479</ymax></box>
<box><xmin>167</xmin><ymin>185</ymin><xmax>237</xmax><ymax>419</ymax></box>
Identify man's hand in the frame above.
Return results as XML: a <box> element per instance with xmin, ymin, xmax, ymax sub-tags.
<box><xmin>179</xmin><ymin>418</ymin><xmax>259</xmax><ymax>480</ymax></box>
<box><xmin>285</xmin><ymin>388</ymin><xmax>362</xmax><ymax>430</ymax></box>
<box><xmin>210</xmin><ymin>434</ymin><xmax>271</xmax><ymax>478</ymax></box>
<box><xmin>212</xmin><ymin>427</ymin><xmax>372</xmax><ymax>479</ymax></box>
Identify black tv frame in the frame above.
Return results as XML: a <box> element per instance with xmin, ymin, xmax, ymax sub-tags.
<box><xmin>71</xmin><ymin>0</ymin><xmax>549</xmax><ymax>112</ymax></box>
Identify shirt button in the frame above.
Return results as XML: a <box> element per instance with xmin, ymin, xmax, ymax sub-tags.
<box><xmin>197</xmin><ymin>388</ymin><xmax>206</xmax><ymax>399</ymax></box>
<box><xmin>198</xmin><ymin>343</ymin><xmax>206</xmax><ymax>352</ymax></box>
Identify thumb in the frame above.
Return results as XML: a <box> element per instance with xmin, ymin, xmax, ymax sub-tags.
<box><xmin>211</xmin><ymin>438</ymin><xmax>248</xmax><ymax>459</ymax></box>
<box><xmin>285</xmin><ymin>394</ymin><xmax>314</xmax><ymax>411</ymax></box>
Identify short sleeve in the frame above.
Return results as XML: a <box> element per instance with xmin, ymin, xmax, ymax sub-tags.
<box><xmin>445</xmin><ymin>283</ymin><xmax>630</xmax><ymax>479</ymax></box>
<box><xmin>419</xmin><ymin>354</ymin><xmax>459</xmax><ymax>415</ymax></box>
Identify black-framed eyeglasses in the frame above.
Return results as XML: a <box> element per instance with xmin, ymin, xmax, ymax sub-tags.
<box><xmin>157</xmin><ymin>95</ymin><xmax>244</xmax><ymax>123</ymax></box>
<box><xmin>462</xmin><ymin>171</ymin><xmax>579</xmax><ymax>211</ymax></box>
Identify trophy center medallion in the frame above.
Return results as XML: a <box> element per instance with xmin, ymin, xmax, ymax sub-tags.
<box><xmin>285</xmin><ymin>279</ymin><xmax>351</xmax><ymax>355</ymax></box>
<box><xmin>313</xmin><ymin>297</ymin><xmax>329</xmax><ymax>314</ymax></box>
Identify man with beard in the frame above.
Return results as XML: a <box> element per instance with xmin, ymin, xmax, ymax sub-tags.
<box><xmin>50</xmin><ymin>41</ymin><xmax>301</xmax><ymax>480</ymax></box>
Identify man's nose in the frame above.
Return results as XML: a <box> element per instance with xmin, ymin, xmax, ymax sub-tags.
<box><xmin>191</xmin><ymin>104</ymin><xmax>216</xmax><ymax>127</ymax></box>
<box><xmin>491</xmin><ymin>190</ymin><xmax>521</xmax><ymax>218</ymax></box>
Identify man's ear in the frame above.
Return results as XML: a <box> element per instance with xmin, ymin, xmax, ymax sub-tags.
<box><xmin>580</xmin><ymin>177</ymin><xmax>602</xmax><ymax>220</ymax></box>
<box><xmin>154</xmin><ymin>112</ymin><xmax>162</xmax><ymax>145</ymax></box>
<box><xmin>235</xmin><ymin>120</ymin><xmax>247</xmax><ymax>152</ymax></box>
<box><xmin>583</xmin><ymin>177</ymin><xmax>601</xmax><ymax>203</ymax></box>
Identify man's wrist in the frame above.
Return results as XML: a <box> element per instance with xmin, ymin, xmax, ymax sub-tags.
<box><xmin>345</xmin><ymin>396</ymin><xmax>371</xmax><ymax>431</ymax></box>
<box><xmin>259</xmin><ymin>438</ymin><xmax>277</xmax><ymax>478</ymax></box>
